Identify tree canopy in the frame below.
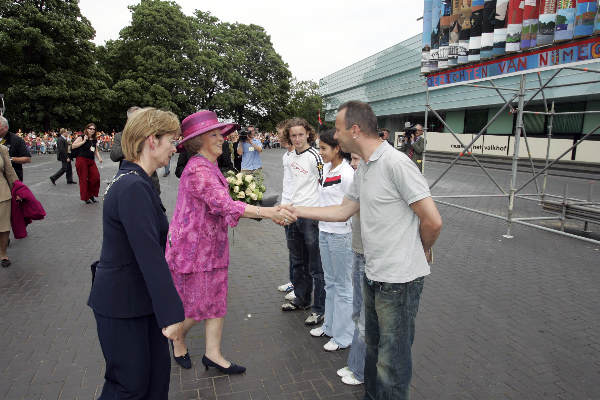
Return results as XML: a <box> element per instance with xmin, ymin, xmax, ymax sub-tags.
<box><xmin>0</xmin><ymin>0</ymin><xmax>322</xmax><ymax>132</ymax></box>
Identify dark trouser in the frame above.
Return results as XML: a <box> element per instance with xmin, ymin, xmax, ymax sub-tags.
<box><xmin>363</xmin><ymin>276</ymin><xmax>425</xmax><ymax>400</ymax></box>
<box><xmin>50</xmin><ymin>161</ymin><xmax>73</xmax><ymax>183</ymax></box>
<box><xmin>286</xmin><ymin>217</ymin><xmax>325</xmax><ymax>314</ymax></box>
<box><xmin>284</xmin><ymin>225</ymin><xmax>293</xmax><ymax>283</ymax></box>
<box><xmin>75</xmin><ymin>157</ymin><xmax>100</xmax><ymax>201</ymax></box>
<box><xmin>94</xmin><ymin>312</ymin><xmax>171</xmax><ymax>400</ymax></box>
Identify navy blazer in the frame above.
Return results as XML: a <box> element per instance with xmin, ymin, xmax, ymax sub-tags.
<box><xmin>88</xmin><ymin>161</ymin><xmax>184</xmax><ymax>328</ymax></box>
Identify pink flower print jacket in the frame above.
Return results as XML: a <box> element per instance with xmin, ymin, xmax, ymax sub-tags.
<box><xmin>166</xmin><ymin>155</ymin><xmax>246</xmax><ymax>273</ymax></box>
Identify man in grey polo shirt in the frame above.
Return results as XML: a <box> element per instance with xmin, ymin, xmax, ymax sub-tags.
<box><xmin>282</xmin><ymin>101</ymin><xmax>442</xmax><ymax>400</ymax></box>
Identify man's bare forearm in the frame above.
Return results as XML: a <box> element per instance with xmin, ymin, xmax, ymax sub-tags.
<box><xmin>286</xmin><ymin>198</ymin><xmax>359</xmax><ymax>222</ymax></box>
<box><xmin>419</xmin><ymin>219</ymin><xmax>441</xmax><ymax>251</ymax></box>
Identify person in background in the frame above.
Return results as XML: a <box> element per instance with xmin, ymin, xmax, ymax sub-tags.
<box><xmin>166</xmin><ymin>110</ymin><xmax>295</xmax><ymax>374</ymax></box>
<box><xmin>49</xmin><ymin>128</ymin><xmax>76</xmax><ymax>185</ymax></box>
<box><xmin>87</xmin><ymin>108</ymin><xmax>185</xmax><ymax>399</ymax></box>
<box><xmin>400</xmin><ymin>124</ymin><xmax>425</xmax><ymax>171</ymax></box>
<box><xmin>71</xmin><ymin>123</ymin><xmax>102</xmax><ymax>204</ymax></box>
<box><xmin>336</xmin><ymin>152</ymin><xmax>366</xmax><ymax>386</ymax></box>
<box><xmin>237</xmin><ymin>126</ymin><xmax>263</xmax><ymax>183</ymax></box>
<box><xmin>230</xmin><ymin>131</ymin><xmax>242</xmax><ymax>172</ymax></box>
<box><xmin>111</xmin><ymin>106</ymin><xmax>161</xmax><ymax>194</ymax></box>
<box><xmin>0</xmin><ymin>116</ymin><xmax>31</xmax><ymax>181</ymax></box>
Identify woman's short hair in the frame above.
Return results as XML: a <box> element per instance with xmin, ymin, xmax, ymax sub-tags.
<box><xmin>182</xmin><ymin>134</ymin><xmax>205</xmax><ymax>155</ymax></box>
<box><xmin>122</xmin><ymin>108</ymin><xmax>181</xmax><ymax>161</ymax></box>
<box><xmin>283</xmin><ymin>117</ymin><xmax>316</xmax><ymax>144</ymax></box>
<box><xmin>319</xmin><ymin>129</ymin><xmax>350</xmax><ymax>161</ymax></box>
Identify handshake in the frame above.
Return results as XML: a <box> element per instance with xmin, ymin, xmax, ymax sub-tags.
<box><xmin>271</xmin><ymin>204</ymin><xmax>298</xmax><ymax>226</ymax></box>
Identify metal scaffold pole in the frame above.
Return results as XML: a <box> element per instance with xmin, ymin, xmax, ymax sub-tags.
<box><xmin>423</xmin><ymin>85</ymin><xmax>429</xmax><ymax>173</ymax></box>
<box><xmin>542</xmin><ymin>101</ymin><xmax>555</xmax><ymax>201</ymax></box>
<box><xmin>504</xmin><ymin>74</ymin><xmax>526</xmax><ymax>239</ymax></box>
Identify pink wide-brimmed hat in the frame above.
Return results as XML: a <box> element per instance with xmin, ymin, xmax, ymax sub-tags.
<box><xmin>177</xmin><ymin>110</ymin><xmax>239</xmax><ymax>152</ymax></box>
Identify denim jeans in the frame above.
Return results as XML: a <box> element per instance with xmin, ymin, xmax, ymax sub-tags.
<box><xmin>287</xmin><ymin>218</ymin><xmax>325</xmax><ymax>314</ymax></box>
<box><xmin>319</xmin><ymin>231</ymin><xmax>353</xmax><ymax>347</ymax></box>
<box><xmin>347</xmin><ymin>252</ymin><xmax>366</xmax><ymax>381</ymax></box>
<box><xmin>363</xmin><ymin>276</ymin><xmax>425</xmax><ymax>400</ymax></box>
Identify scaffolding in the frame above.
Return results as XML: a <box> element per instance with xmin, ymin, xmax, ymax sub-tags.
<box><xmin>423</xmin><ymin>67</ymin><xmax>600</xmax><ymax>246</ymax></box>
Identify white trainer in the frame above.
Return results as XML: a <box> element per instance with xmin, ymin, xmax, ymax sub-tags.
<box><xmin>341</xmin><ymin>373</ymin><xmax>363</xmax><ymax>385</ymax></box>
<box><xmin>309</xmin><ymin>326</ymin><xmax>328</xmax><ymax>337</ymax></box>
<box><xmin>284</xmin><ymin>291</ymin><xmax>296</xmax><ymax>301</ymax></box>
<box><xmin>337</xmin><ymin>366</ymin><xmax>353</xmax><ymax>378</ymax></box>
<box><xmin>277</xmin><ymin>282</ymin><xmax>293</xmax><ymax>292</ymax></box>
<box><xmin>324</xmin><ymin>339</ymin><xmax>345</xmax><ymax>352</ymax></box>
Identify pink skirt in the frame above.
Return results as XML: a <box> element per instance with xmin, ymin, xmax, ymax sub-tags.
<box><xmin>170</xmin><ymin>268</ymin><xmax>229</xmax><ymax>321</ymax></box>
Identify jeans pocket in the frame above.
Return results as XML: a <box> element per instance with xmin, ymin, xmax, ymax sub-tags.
<box><xmin>379</xmin><ymin>282</ymin><xmax>405</xmax><ymax>295</ymax></box>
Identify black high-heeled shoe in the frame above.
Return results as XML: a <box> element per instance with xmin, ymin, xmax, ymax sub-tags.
<box><xmin>170</xmin><ymin>340</ymin><xmax>192</xmax><ymax>369</ymax></box>
<box><xmin>201</xmin><ymin>355</ymin><xmax>246</xmax><ymax>374</ymax></box>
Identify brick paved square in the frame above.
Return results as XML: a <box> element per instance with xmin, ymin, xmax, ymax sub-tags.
<box><xmin>0</xmin><ymin>152</ymin><xmax>598</xmax><ymax>399</ymax></box>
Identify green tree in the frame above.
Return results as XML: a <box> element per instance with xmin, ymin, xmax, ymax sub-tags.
<box><xmin>98</xmin><ymin>0</ymin><xmax>199</xmax><ymax>128</ymax></box>
<box><xmin>191</xmin><ymin>13</ymin><xmax>292</xmax><ymax>129</ymax></box>
<box><xmin>0</xmin><ymin>0</ymin><xmax>114</xmax><ymax>131</ymax></box>
<box><xmin>285</xmin><ymin>79</ymin><xmax>323</xmax><ymax>130</ymax></box>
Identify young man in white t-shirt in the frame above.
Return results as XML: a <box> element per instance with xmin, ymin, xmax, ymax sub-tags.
<box><xmin>277</xmin><ymin>123</ymin><xmax>296</xmax><ymax>295</ymax></box>
<box><xmin>280</xmin><ymin>118</ymin><xmax>326</xmax><ymax>326</ymax></box>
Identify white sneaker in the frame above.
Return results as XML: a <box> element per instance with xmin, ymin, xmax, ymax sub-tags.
<box><xmin>277</xmin><ymin>282</ymin><xmax>293</xmax><ymax>292</ymax></box>
<box><xmin>309</xmin><ymin>326</ymin><xmax>328</xmax><ymax>337</ymax></box>
<box><xmin>284</xmin><ymin>291</ymin><xmax>296</xmax><ymax>301</ymax></box>
<box><xmin>337</xmin><ymin>366</ymin><xmax>353</xmax><ymax>378</ymax></box>
<box><xmin>341</xmin><ymin>372</ymin><xmax>363</xmax><ymax>385</ymax></box>
<box><xmin>324</xmin><ymin>339</ymin><xmax>345</xmax><ymax>352</ymax></box>
<box><xmin>304</xmin><ymin>312</ymin><xmax>324</xmax><ymax>326</ymax></box>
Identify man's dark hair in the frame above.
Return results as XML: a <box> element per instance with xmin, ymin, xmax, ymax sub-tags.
<box><xmin>337</xmin><ymin>101</ymin><xmax>378</xmax><ymax>137</ymax></box>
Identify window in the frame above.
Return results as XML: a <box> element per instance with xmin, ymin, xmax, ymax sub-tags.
<box><xmin>464</xmin><ymin>109</ymin><xmax>488</xmax><ymax>134</ymax></box>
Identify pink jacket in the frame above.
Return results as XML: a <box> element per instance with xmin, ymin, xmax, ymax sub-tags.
<box><xmin>166</xmin><ymin>155</ymin><xmax>246</xmax><ymax>274</ymax></box>
<box><xmin>11</xmin><ymin>181</ymin><xmax>46</xmax><ymax>239</ymax></box>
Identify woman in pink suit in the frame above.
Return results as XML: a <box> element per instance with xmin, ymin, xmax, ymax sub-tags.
<box><xmin>166</xmin><ymin>110</ymin><xmax>294</xmax><ymax>374</ymax></box>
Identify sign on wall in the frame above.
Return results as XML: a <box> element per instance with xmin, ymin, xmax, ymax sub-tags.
<box><xmin>426</xmin><ymin>36</ymin><xmax>600</xmax><ymax>88</ymax></box>
<box><xmin>422</xmin><ymin>0</ymin><xmax>600</xmax><ymax>85</ymax></box>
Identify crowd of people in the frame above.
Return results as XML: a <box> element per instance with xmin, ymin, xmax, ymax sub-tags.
<box><xmin>2</xmin><ymin>101</ymin><xmax>439</xmax><ymax>400</ymax></box>
<box><xmin>12</xmin><ymin>129</ymin><xmax>115</xmax><ymax>156</ymax></box>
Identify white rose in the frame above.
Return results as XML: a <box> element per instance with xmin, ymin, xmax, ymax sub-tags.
<box><xmin>233</xmin><ymin>186</ymin><xmax>240</xmax><ymax>193</ymax></box>
<box><xmin>226</xmin><ymin>177</ymin><xmax>235</xmax><ymax>184</ymax></box>
<box><xmin>237</xmin><ymin>191</ymin><xmax>245</xmax><ymax>198</ymax></box>
<box><xmin>245</xmin><ymin>188</ymin><xmax>253</xmax><ymax>196</ymax></box>
<box><xmin>236</xmin><ymin>178</ymin><xmax>243</xmax><ymax>185</ymax></box>
<box><xmin>236</xmin><ymin>172</ymin><xmax>243</xmax><ymax>180</ymax></box>
<box><xmin>250</xmin><ymin>193</ymin><xmax>258</xmax><ymax>201</ymax></box>
<box><xmin>245</xmin><ymin>175</ymin><xmax>254</xmax><ymax>183</ymax></box>
<box><xmin>249</xmin><ymin>182</ymin><xmax>256</xmax><ymax>190</ymax></box>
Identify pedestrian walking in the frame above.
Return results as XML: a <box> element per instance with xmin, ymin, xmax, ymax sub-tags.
<box><xmin>88</xmin><ymin>108</ymin><xmax>185</xmax><ymax>400</ymax></box>
<box><xmin>72</xmin><ymin>123</ymin><xmax>102</xmax><ymax>204</ymax></box>
<box><xmin>49</xmin><ymin>128</ymin><xmax>76</xmax><ymax>185</ymax></box>
<box><xmin>165</xmin><ymin>110</ymin><xmax>294</xmax><ymax>374</ymax></box>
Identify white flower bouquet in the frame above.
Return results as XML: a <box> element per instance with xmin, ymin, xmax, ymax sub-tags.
<box><xmin>225</xmin><ymin>170</ymin><xmax>266</xmax><ymax>205</ymax></box>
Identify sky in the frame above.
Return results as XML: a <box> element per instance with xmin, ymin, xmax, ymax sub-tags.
<box><xmin>78</xmin><ymin>0</ymin><xmax>424</xmax><ymax>83</ymax></box>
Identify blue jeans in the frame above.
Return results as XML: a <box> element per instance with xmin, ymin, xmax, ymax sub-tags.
<box><xmin>347</xmin><ymin>252</ymin><xmax>366</xmax><ymax>381</ymax></box>
<box><xmin>287</xmin><ymin>218</ymin><xmax>325</xmax><ymax>314</ymax></box>
<box><xmin>363</xmin><ymin>276</ymin><xmax>425</xmax><ymax>400</ymax></box>
<box><xmin>319</xmin><ymin>231</ymin><xmax>354</xmax><ymax>347</ymax></box>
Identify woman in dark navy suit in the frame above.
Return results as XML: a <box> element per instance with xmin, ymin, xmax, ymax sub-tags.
<box><xmin>88</xmin><ymin>108</ymin><xmax>185</xmax><ymax>399</ymax></box>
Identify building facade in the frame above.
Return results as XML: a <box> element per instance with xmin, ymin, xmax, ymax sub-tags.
<box><xmin>319</xmin><ymin>34</ymin><xmax>600</xmax><ymax>163</ymax></box>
